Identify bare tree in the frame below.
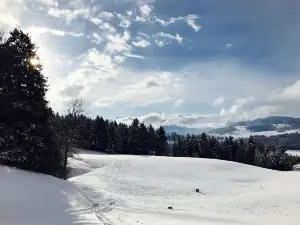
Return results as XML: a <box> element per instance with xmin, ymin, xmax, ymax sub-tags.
<box><xmin>61</xmin><ymin>98</ymin><xmax>88</xmax><ymax>179</ymax></box>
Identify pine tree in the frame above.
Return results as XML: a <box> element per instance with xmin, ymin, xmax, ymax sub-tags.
<box><xmin>0</xmin><ymin>29</ymin><xmax>60</xmax><ymax>175</ymax></box>
<box><xmin>235</xmin><ymin>139</ymin><xmax>245</xmax><ymax>163</ymax></box>
<box><xmin>106</xmin><ymin>122</ymin><xmax>116</xmax><ymax>154</ymax></box>
<box><xmin>128</xmin><ymin>118</ymin><xmax>141</xmax><ymax>155</ymax></box>
<box><xmin>156</xmin><ymin>126</ymin><xmax>167</xmax><ymax>156</ymax></box>
<box><xmin>245</xmin><ymin>136</ymin><xmax>256</xmax><ymax>165</ymax></box>
<box><xmin>90</xmin><ymin>116</ymin><xmax>108</xmax><ymax>151</ymax></box>
<box><xmin>190</xmin><ymin>135</ymin><xmax>199</xmax><ymax>157</ymax></box>
<box><xmin>115</xmin><ymin>123</ymin><xmax>128</xmax><ymax>154</ymax></box>
<box><xmin>173</xmin><ymin>135</ymin><xmax>185</xmax><ymax>157</ymax></box>
<box><xmin>148</xmin><ymin>124</ymin><xmax>157</xmax><ymax>155</ymax></box>
<box><xmin>209</xmin><ymin>136</ymin><xmax>221</xmax><ymax>159</ymax></box>
<box><xmin>199</xmin><ymin>133</ymin><xmax>209</xmax><ymax>158</ymax></box>
<box><xmin>139</xmin><ymin>123</ymin><xmax>149</xmax><ymax>155</ymax></box>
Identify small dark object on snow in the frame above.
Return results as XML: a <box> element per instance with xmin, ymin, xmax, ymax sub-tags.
<box><xmin>196</xmin><ymin>189</ymin><xmax>200</xmax><ymax>192</ymax></box>
<box><xmin>92</xmin><ymin>203</ymin><xmax>99</xmax><ymax>208</ymax></box>
<box><xmin>168</xmin><ymin>206</ymin><xmax>173</xmax><ymax>210</ymax></box>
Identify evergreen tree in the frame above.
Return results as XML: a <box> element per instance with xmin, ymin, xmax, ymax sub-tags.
<box><xmin>184</xmin><ymin>134</ymin><xmax>192</xmax><ymax>157</ymax></box>
<box><xmin>90</xmin><ymin>116</ymin><xmax>108</xmax><ymax>151</ymax></box>
<box><xmin>115</xmin><ymin>123</ymin><xmax>128</xmax><ymax>154</ymax></box>
<box><xmin>209</xmin><ymin>136</ymin><xmax>221</xmax><ymax>159</ymax></box>
<box><xmin>106</xmin><ymin>122</ymin><xmax>116</xmax><ymax>154</ymax></box>
<box><xmin>0</xmin><ymin>29</ymin><xmax>58</xmax><ymax>173</ymax></box>
<box><xmin>128</xmin><ymin>119</ymin><xmax>141</xmax><ymax>155</ymax></box>
<box><xmin>199</xmin><ymin>133</ymin><xmax>210</xmax><ymax>158</ymax></box>
<box><xmin>139</xmin><ymin>123</ymin><xmax>149</xmax><ymax>155</ymax></box>
<box><xmin>245</xmin><ymin>136</ymin><xmax>256</xmax><ymax>165</ymax></box>
<box><xmin>173</xmin><ymin>135</ymin><xmax>186</xmax><ymax>157</ymax></box>
<box><xmin>235</xmin><ymin>139</ymin><xmax>245</xmax><ymax>163</ymax></box>
<box><xmin>148</xmin><ymin>124</ymin><xmax>157</xmax><ymax>155</ymax></box>
<box><xmin>156</xmin><ymin>126</ymin><xmax>167</xmax><ymax>156</ymax></box>
<box><xmin>190</xmin><ymin>135</ymin><xmax>199</xmax><ymax>157</ymax></box>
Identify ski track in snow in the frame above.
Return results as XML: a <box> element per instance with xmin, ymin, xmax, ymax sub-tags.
<box><xmin>67</xmin><ymin>150</ymin><xmax>300</xmax><ymax>225</ymax></box>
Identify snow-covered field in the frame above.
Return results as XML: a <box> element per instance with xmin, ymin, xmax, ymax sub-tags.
<box><xmin>69</xmin><ymin>151</ymin><xmax>300</xmax><ymax>225</ymax></box>
<box><xmin>2</xmin><ymin>150</ymin><xmax>300</xmax><ymax>225</ymax></box>
<box><xmin>286</xmin><ymin>150</ymin><xmax>300</xmax><ymax>157</ymax></box>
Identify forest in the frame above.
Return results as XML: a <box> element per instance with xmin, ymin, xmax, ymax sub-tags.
<box><xmin>1</xmin><ymin>29</ymin><xmax>300</xmax><ymax>180</ymax></box>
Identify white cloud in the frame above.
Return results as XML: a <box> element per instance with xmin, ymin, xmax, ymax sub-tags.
<box><xmin>60</xmin><ymin>83</ymin><xmax>85</xmax><ymax>97</ymax></box>
<box><xmin>90</xmin><ymin>17</ymin><xmax>103</xmax><ymax>25</ymax></box>
<box><xmin>91</xmin><ymin>32</ymin><xmax>102</xmax><ymax>44</ymax></box>
<box><xmin>26</xmin><ymin>26</ymin><xmax>84</xmax><ymax>37</ymax></box>
<box><xmin>37</xmin><ymin>0</ymin><xmax>58</xmax><ymax>7</ymax></box>
<box><xmin>235</xmin><ymin>96</ymin><xmax>255</xmax><ymax>106</ymax></box>
<box><xmin>225</xmin><ymin>43</ymin><xmax>232</xmax><ymax>50</ymax></box>
<box><xmin>99</xmin><ymin>22</ymin><xmax>116</xmax><ymax>33</ymax></box>
<box><xmin>272</xmin><ymin>80</ymin><xmax>300</xmax><ymax>101</ymax></box>
<box><xmin>186</xmin><ymin>15</ymin><xmax>201</xmax><ymax>32</ymax></box>
<box><xmin>155</xmin><ymin>40</ymin><xmax>166</xmax><ymax>48</ymax></box>
<box><xmin>0</xmin><ymin>14</ymin><xmax>20</xmax><ymax>26</ymax></box>
<box><xmin>212</xmin><ymin>96</ymin><xmax>225</xmax><ymax>106</ymax></box>
<box><xmin>89</xmin><ymin>70</ymin><xmax>182</xmax><ymax>108</ymax></box>
<box><xmin>85</xmin><ymin>48</ymin><xmax>114</xmax><ymax>72</ymax></box>
<box><xmin>220</xmin><ymin>96</ymin><xmax>255</xmax><ymax>116</ymax></box>
<box><xmin>98</xmin><ymin>11</ymin><xmax>114</xmax><ymax>20</ymax></box>
<box><xmin>117</xmin><ymin>113</ymin><xmax>223</xmax><ymax>129</ymax></box>
<box><xmin>105</xmin><ymin>31</ymin><xmax>131</xmax><ymax>53</ymax></box>
<box><xmin>120</xmin><ymin>19</ymin><xmax>131</xmax><ymax>28</ymax></box>
<box><xmin>139</xmin><ymin>4</ymin><xmax>152</xmax><ymax>18</ymax></box>
<box><xmin>138</xmin><ymin>32</ymin><xmax>150</xmax><ymax>38</ymax></box>
<box><xmin>155</xmin><ymin>14</ymin><xmax>201</xmax><ymax>32</ymax></box>
<box><xmin>132</xmin><ymin>38</ymin><xmax>151</xmax><ymax>47</ymax></box>
<box><xmin>175</xmin><ymin>34</ymin><xmax>183</xmax><ymax>43</ymax></box>
<box><xmin>154</xmin><ymin>32</ymin><xmax>183</xmax><ymax>47</ymax></box>
<box><xmin>123</xmin><ymin>53</ymin><xmax>144</xmax><ymax>59</ymax></box>
<box><xmin>114</xmin><ymin>55</ymin><xmax>126</xmax><ymax>64</ymax></box>
<box><xmin>48</xmin><ymin>7</ymin><xmax>90</xmax><ymax>21</ymax></box>
<box><xmin>174</xmin><ymin>98</ymin><xmax>185</xmax><ymax>107</ymax></box>
<box><xmin>0</xmin><ymin>0</ymin><xmax>23</xmax><ymax>27</ymax></box>
<box><xmin>239</xmin><ymin>105</ymin><xmax>283</xmax><ymax>121</ymax></box>
<box><xmin>115</xmin><ymin>13</ymin><xmax>132</xmax><ymax>28</ymax></box>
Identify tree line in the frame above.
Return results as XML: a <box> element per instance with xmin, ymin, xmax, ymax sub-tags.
<box><xmin>55</xmin><ymin>111</ymin><xmax>300</xmax><ymax>171</ymax></box>
<box><xmin>167</xmin><ymin>133</ymin><xmax>300</xmax><ymax>171</ymax></box>
<box><xmin>1</xmin><ymin>28</ymin><xmax>300</xmax><ymax>180</ymax></box>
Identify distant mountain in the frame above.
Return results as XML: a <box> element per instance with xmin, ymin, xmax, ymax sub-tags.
<box><xmin>163</xmin><ymin>125</ymin><xmax>212</xmax><ymax>135</ymax></box>
<box><xmin>209</xmin><ymin>116</ymin><xmax>300</xmax><ymax>136</ymax></box>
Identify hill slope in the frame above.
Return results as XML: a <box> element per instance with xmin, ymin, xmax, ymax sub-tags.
<box><xmin>2</xmin><ymin>150</ymin><xmax>300</xmax><ymax>225</ymax></box>
<box><xmin>210</xmin><ymin>116</ymin><xmax>300</xmax><ymax>136</ymax></box>
<box><xmin>0</xmin><ymin>165</ymin><xmax>100</xmax><ymax>225</ymax></box>
<box><xmin>68</xmin><ymin>151</ymin><xmax>300</xmax><ymax>225</ymax></box>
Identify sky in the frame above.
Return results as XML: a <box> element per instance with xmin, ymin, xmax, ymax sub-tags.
<box><xmin>1</xmin><ymin>0</ymin><xmax>300</xmax><ymax>128</ymax></box>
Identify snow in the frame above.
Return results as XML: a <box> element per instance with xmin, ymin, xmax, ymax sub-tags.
<box><xmin>68</xmin><ymin>151</ymin><xmax>300</xmax><ymax>225</ymax></box>
<box><xmin>214</xmin><ymin>126</ymin><xmax>300</xmax><ymax>138</ymax></box>
<box><xmin>286</xmin><ymin>150</ymin><xmax>300</xmax><ymax>157</ymax></box>
<box><xmin>0</xmin><ymin>165</ymin><xmax>100</xmax><ymax>225</ymax></box>
<box><xmin>2</xmin><ymin>149</ymin><xmax>300</xmax><ymax>225</ymax></box>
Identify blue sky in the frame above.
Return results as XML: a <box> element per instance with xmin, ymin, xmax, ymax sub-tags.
<box><xmin>1</xmin><ymin>0</ymin><xmax>300</xmax><ymax>128</ymax></box>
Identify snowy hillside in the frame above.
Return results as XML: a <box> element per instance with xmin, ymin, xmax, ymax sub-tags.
<box><xmin>0</xmin><ymin>165</ymin><xmax>100</xmax><ymax>225</ymax></box>
<box><xmin>2</xmin><ymin>150</ymin><xmax>300</xmax><ymax>225</ymax></box>
<box><xmin>211</xmin><ymin>126</ymin><xmax>300</xmax><ymax>138</ymax></box>
<box><xmin>286</xmin><ymin>150</ymin><xmax>300</xmax><ymax>157</ymax></box>
<box><xmin>68</xmin><ymin>151</ymin><xmax>300</xmax><ymax>225</ymax></box>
